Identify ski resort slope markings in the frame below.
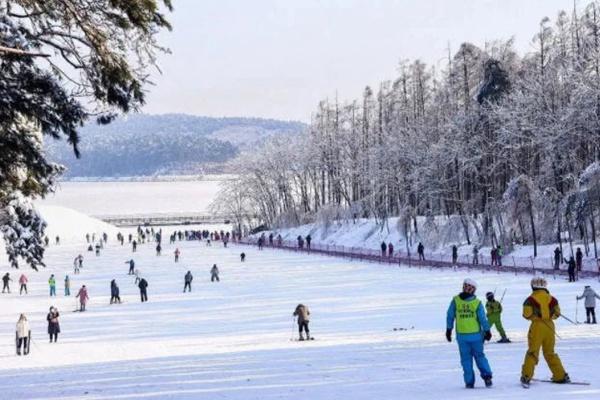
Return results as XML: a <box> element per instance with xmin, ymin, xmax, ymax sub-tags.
<box><xmin>0</xmin><ymin>236</ymin><xmax>599</xmax><ymax>399</ymax></box>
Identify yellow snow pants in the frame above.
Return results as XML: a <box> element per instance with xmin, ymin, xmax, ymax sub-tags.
<box><xmin>521</xmin><ymin>320</ymin><xmax>566</xmax><ymax>381</ymax></box>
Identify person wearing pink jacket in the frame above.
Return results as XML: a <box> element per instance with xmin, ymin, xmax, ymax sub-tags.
<box><xmin>19</xmin><ymin>274</ymin><xmax>28</xmax><ymax>295</ymax></box>
<box><xmin>76</xmin><ymin>285</ymin><xmax>89</xmax><ymax>312</ymax></box>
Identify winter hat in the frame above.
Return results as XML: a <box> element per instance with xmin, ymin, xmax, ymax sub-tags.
<box><xmin>463</xmin><ymin>278</ymin><xmax>477</xmax><ymax>293</ymax></box>
<box><xmin>486</xmin><ymin>292</ymin><xmax>494</xmax><ymax>300</ymax></box>
<box><xmin>530</xmin><ymin>277</ymin><xmax>547</xmax><ymax>289</ymax></box>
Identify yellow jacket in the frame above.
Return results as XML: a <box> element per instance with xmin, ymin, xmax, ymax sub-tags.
<box><xmin>523</xmin><ymin>289</ymin><xmax>560</xmax><ymax>321</ymax></box>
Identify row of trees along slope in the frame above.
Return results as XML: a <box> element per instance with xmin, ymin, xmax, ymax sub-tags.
<box><xmin>216</xmin><ymin>3</ymin><xmax>600</xmax><ymax>261</ymax></box>
<box><xmin>0</xmin><ymin>0</ymin><xmax>172</xmax><ymax>269</ymax></box>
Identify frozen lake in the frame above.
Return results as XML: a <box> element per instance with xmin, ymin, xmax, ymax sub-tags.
<box><xmin>37</xmin><ymin>180</ymin><xmax>225</xmax><ymax>216</ymax></box>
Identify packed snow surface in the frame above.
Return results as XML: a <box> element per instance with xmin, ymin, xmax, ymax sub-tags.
<box><xmin>0</xmin><ymin>210</ymin><xmax>599</xmax><ymax>399</ymax></box>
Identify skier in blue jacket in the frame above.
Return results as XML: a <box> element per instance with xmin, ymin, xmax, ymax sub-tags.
<box><xmin>446</xmin><ymin>278</ymin><xmax>493</xmax><ymax>388</ymax></box>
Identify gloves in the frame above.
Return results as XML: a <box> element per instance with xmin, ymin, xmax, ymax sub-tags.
<box><xmin>484</xmin><ymin>331</ymin><xmax>492</xmax><ymax>341</ymax></box>
<box><xmin>446</xmin><ymin>329</ymin><xmax>452</xmax><ymax>342</ymax></box>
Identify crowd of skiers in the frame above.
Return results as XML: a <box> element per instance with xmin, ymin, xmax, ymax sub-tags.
<box><xmin>7</xmin><ymin>225</ymin><xmax>600</xmax><ymax>393</ymax></box>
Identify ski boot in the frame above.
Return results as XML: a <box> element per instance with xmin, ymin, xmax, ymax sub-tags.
<box><xmin>298</xmin><ymin>334</ymin><xmax>305</xmax><ymax>341</ymax></box>
<box><xmin>484</xmin><ymin>376</ymin><xmax>493</xmax><ymax>388</ymax></box>
<box><xmin>520</xmin><ymin>376</ymin><xmax>530</xmax><ymax>388</ymax></box>
<box><xmin>497</xmin><ymin>336</ymin><xmax>511</xmax><ymax>343</ymax></box>
<box><xmin>552</xmin><ymin>374</ymin><xmax>571</xmax><ymax>384</ymax></box>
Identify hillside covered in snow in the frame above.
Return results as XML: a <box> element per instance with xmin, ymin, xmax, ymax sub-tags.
<box><xmin>45</xmin><ymin>114</ymin><xmax>306</xmax><ymax>178</ymax></box>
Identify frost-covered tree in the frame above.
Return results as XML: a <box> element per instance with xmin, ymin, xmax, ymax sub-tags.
<box><xmin>0</xmin><ymin>0</ymin><xmax>172</xmax><ymax>268</ymax></box>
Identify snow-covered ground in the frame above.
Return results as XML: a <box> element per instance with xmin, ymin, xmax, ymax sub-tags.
<box><xmin>1</xmin><ymin>209</ymin><xmax>600</xmax><ymax>399</ymax></box>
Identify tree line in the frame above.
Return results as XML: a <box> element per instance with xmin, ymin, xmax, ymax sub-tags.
<box><xmin>216</xmin><ymin>3</ymin><xmax>600</xmax><ymax>260</ymax></box>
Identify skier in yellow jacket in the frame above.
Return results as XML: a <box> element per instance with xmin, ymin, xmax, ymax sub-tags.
<box><xmin>520</xmin><ymin>277</ymin><xmax>570</xmax><ymax>387</ymax></box>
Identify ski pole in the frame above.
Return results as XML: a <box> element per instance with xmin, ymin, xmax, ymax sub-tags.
<box><xmin>499</xmin><ymin>288</ymin><xmax>507</xmax><ymax>303</ymax></box>
<box><xmin>575</xmin><ymin>298</ymin><xmax>579</xmax><ymax>324</ymax></box>
<box><xmin>559</xmin><ymin>313</ymin><xmax>578</xmax><ymax>326</ymax></box>
<box><xmin>291</xmin><ymin>316</ymin><xmax>296</xmax><ymax>341</ymax></box>
<box><xmin>542</xmin><ymin>319</ymin><xmax>562</xmax><ymax>340</ymax></box>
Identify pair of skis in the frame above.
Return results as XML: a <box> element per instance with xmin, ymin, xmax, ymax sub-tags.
<box><xmin>522</xmin><ymin>378</ymin><xmax>590</xmax><ymax>388</ymax></box>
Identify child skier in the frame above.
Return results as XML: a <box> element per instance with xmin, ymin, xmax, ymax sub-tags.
<box><xmin>576</xmin><ymin>285</ymin><xmax>600</xmax><ymax>324</ymax></box>
<box><xmin>485</xmin><ymin>292</ymin><xmax>510</xmax><ymax>342</ymax></box>
<box><xmin>293</xmin><ymin>304</ymin><xmax>311</xmax><ymax>340</ymax></box>
<box><xmin>210</xmin><ymin>264</ymin><xmax>220</xmax><ymax>282</ymax></box>
<box><xmin>520</xmin><ymin>277</ymin><xmax>570</xmax><ymax>387</ymax></box>
<box><xmin>446</xmin><ymin>278</ymin><xmax>493</xmax><ymax>388</ymax></box>
<box><xmin>2</xmin><ymin>273</ymin><xmax>12</xmax><ymax>293</ymax></box>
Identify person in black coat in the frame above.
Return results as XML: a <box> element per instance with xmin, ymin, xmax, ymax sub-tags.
<box><xmin>138</xmin><ymin>278</ymin><xmax>148</xmax><ymax>302</ymax></box>
<box><xmin>46</xmin><ymin>306</ymin><xmax>60</xmax><ymax>343</ymax></box>
<box><xmin>110</xmin><ymin>280</ymin><xmax>121</xmax><ymax>304</ymax></box>
<box><xmin>380</xmin><ymin>241</ymin><xmax>387</xmax><ymax>257</ymax></box>
<box><xmin>184</xmin><ymin>271</ymin><xmax>193</xmax><ymax>293</ymax></box>
<box><xmin>564</xmin><ymin>256</ymin><xmax>577</xmax><ymax>282</ymax></box>
<box><xmin>554</xmin><ymin>247</ymin><xmax>562</xmax><ymax>270</ymax></box>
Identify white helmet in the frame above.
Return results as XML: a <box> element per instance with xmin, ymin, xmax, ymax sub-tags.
<box><xmin>531</xmin><ymin>277</ymin><xmax>547</xmax><ymax>289</ymax></box>
<box><xmin>463</xmin><ymin>278</ymin><xmax>478</xmax><ymax>293</ymax></box>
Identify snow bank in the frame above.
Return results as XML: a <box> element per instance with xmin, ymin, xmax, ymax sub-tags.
<box><xmin>254</xmin><ymin>218</ymin><xmax>600</xmax><ymax>271</ymax></box>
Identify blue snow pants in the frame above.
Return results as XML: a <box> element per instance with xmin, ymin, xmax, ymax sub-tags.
<box><xmin>457</xmin><ymin>334</ymin><xmax>492</xmax><ymax>385</ymax></box>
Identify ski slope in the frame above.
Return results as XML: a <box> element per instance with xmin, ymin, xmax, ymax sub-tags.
<box><xmin>1</xmin><ymin>212</ymin><xmax>600</xmax><ymax>399</ymax></box>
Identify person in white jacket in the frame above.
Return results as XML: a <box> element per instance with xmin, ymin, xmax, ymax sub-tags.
<box><xmin>16</xmin><ymin>314</ymin><xmax>30</xmax><ymax>356</ymax></box>
<box><xmin>577</xmin><ymin>286</ymin><xmax>600</xmax><ymax>324</ymax></box>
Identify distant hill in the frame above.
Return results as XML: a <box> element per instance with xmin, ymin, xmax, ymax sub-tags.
<box><xmin>45</xmin><ymin>114</ymin><xmax>306</xmax><ymax>177</ymax></box>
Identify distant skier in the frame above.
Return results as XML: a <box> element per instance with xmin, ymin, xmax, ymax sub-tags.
<box><xmin>446</xmin><ymin>278</ymin><xmax>493</xmax><ymax>388</ymax></box>
<box><xmin>16</xmin><ymin>314</ymin><xmax>30</xmax><ymax>356</ymax></box>
<box><xmin>490</xmin><ymin>247</ymin><xmax>497</xmax><ymax>266</ymax></box>
<box><xmin>184</xmin><ymin>271</ymin><xmax>193</xmax><ymax>293</ymax></box>
<box><xmin>293</xmin><ymin>304</ymin><xmax>311</xmax><ymax>341</ymax></box>
<box><xmin>95</xmin><ymin>243</ymin><xmax>101</xmax><ymax>256</ymax></box>
<box><xmin>520</xmin><ymin>277</ymin><xmax>570</xmax><ymax>387</ymax></box>
<box><xmin>576</xmin><ymin>247</ymin><xmax>583</xmax><ymax>273</ymax></box>
<box><xmin>417</xmin><ymin>242</ymin><xmax>425</xmax><ymax>261</ymax></box>
<box><xmin>496</xmin><ymin>245</ymin><xmax>503</xmax><ymax>266</ymax></box>
<box><xmin>73</xmin><ymin>255</ymin><xmax>81</xmax><ymax>274</ymax></box>
<box><xmin>156</xmin><ymin>243</ymin><xmax>162</xmax><ymax>256</ymax></box>
<box><xmin>128</xmin><ymin>233</ymin><xmax>132</xmax><ymax>243</ymax></box>
<box><xmin>269</xmin><ymin>233</ymin><xmax>274</xmax><ymax>246</ymax></box>
<box><xmin>132</xmin><ymin>240</ymin><xmax>137</xmax><ymax>252</ymax></box>
<box><xmin>2</xmin><ymin>273</ymin><xmax>12</xmax><ymax>293</ymax></box>
<box><xmin>257</xmin><ymin>236</ymin><xmax>264</xmax><ymax>250</ymax></box>
<box><xmin>577</xmin><ymin>285</ymin><xmax>600</xmax><ymax>324</ymax></box>
<box><xmin>472</xmin><ymin>246</ymin><xmax>479</xmax><ymax>265</ymax></box>
<box><xmin>110</xmin><ymin>280</ymin><xmax>121</xmax><ymax>304</ymax></box>
<box><xmin>380</xmin><ymin>241</ymin><xmax>387</xmax><ymax>257</ymax></box>
<box><xmin>44</xmin><ymin>236</ymin><xmax>49</xmax><ymax>247</ymax></box>
<box><xmin>452</xmin><ymin>245</ymin><xmax>458</xmax><ymax>264</ymax></box>
<box><xmin>277</xmin><ymin>234</ymin><xmax>283</xmax><ymax>246</ymax></box>
<box><xmin>55</xmin><ymin>235</ymin><xmax>60</xmax><ymax>245</ymax></box>
<box><xmin>19</xmin><ymin>274</ymin><xmax>28</xmax><ymax>295</ymax></box>
<box><xmin>174</xmin><ymin>248</ymin><xmax>180</xmax><ymax>262</ymax></box>
<box><xmin>103</xmin><ymin>232</ymin><xmax>108</xmax><ymax>243</ymax></box>
<box><xmin>76</xmin><ymin>285</ymin><xmax>89</xmax><ymax>311</ymax></box>
<box><xmin>388</xmin><ymin>242</ymin><xmax>394</xmax><ymax>257</ymax></box>
<box><xmin>240</xmin><ymin>252</ymin><xmax>246</xmax><ymax>262</ymax></box>
<box><xmin>138</xmin><ymin>278</ymin><xmax>148</xmax><ymax>302</ymax></box>
<box><xmin>48</xmin><ymin>274</ymin><xmax>56</xmax><ymax>296</ymax></box>
<box><xmin>564</xmin><ymin>256</ymin><xmax>576</xmax><ymax>282</ymax></box>
<box><xmin>125</xmin><ymin>259</ymin><xmax>135</xmax><ymax>275</ymax></box>
<box><xmin>306</xmin><ymin>234</ymin><xmax>311</xmax><ymax>250</ymax></box>
<box><xmin>64</xmin><ymin>275</ymin><xmax>71</xmax><ymax>296</ymax></box>
<box><xmin>211</xmin><ymin>264</ymin><xmax>220</xmax><ymax>282</ymax></box>
<box><xmin>46</xmin><ymin>306</ymin><xmax>60</xmax><ymax>343</ymax></box>
<box><xmin>553</xmin><ymin>247</ymin><xmax>562</xmax><ymax>270</ymax></box>
<box><xmin>86</xmin><ymin>233</ymin><xmax>90</xmax><ymax>243</ymax></box>
<box><xmin>485</xmin><ymin>292</ymin><xmax>510</xmax><ymax>343</ymax></box>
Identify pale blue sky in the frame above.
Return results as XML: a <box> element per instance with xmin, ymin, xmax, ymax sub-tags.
<box><xmin>144</xmin><ymin>0</ymin><xmax>576</xmax><ymax>122</ymax></box>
